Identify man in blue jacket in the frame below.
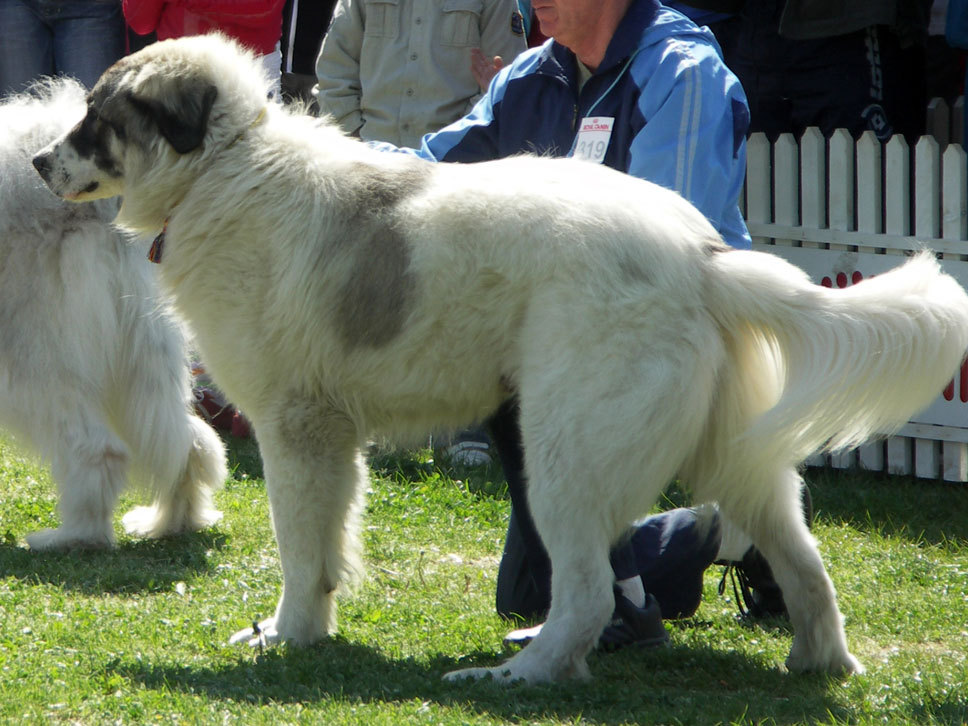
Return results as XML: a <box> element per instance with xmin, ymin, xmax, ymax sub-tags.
<box><xmin>370</xmin><ymin>0</ymin><xmax>769</xmax><ymax>647</ymax></box>
<box><xmin>385</xmin><ymin>0</ymin><xmax>751</xmax><ymax>250</ymax></box>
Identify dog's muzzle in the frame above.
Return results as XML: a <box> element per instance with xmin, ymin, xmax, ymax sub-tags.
<box><xmin>31</xmin><ymin>152</ymin><xmax>53</xmax><ymax>184</ymax></box>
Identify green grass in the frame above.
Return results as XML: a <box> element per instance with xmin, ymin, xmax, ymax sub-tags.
<box><xmin>0</xmin><ymin>435</ymin><xmax>966</xmax><ymax>725</ymax></box>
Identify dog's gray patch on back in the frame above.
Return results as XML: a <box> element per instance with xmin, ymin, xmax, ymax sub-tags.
<box><xmin>335</xmin><ymin>222</ymin><xmax>414</xmax><ymax>349</ymax></box>
<box><xmin>333</xmin><ymin>162</ymin><xmax>427</xmax><ymax>348</ymax></box>
<box><xmin>616</xmin><ymin>249</ymin><xmax>652</xmax><ymax>286</ymax></box>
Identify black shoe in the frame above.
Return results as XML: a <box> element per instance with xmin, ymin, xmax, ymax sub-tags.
<box><xmin>718</xmin><ymin>484</ymin><xmax>814</xmax><ymax>619</ymax></box>
<box><xmin>502</xmin><ymin>589</ymin><xmax>670</xmax><ymax>651</ymax></box>
<box><xmin>598</xmin><ymin>589</ymin><xmax>670</xmax><ymax>651</ymax></box>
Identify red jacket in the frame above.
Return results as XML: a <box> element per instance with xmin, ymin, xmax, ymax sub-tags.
<box><xmin>123</xmin><ymin>0</ymin><xmax>286</xmax><ymax>55</ymax></box>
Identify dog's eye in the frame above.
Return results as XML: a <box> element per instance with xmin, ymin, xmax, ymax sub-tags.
<box><xmin>103</xmin><ymin>118</ymin><xmax>125</xmax><ymax>138</ymax></box>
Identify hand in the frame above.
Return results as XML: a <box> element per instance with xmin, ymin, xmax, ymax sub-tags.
<box><xmin>470</xmin><ymin>48</ymin><xmax>505</xmax><ymax>91</ymax></box>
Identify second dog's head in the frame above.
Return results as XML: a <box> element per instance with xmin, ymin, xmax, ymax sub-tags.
<box><xmin>32</xmin><ymin>34</ymin><xmax>270</xmax><ymax>224</ymax></box>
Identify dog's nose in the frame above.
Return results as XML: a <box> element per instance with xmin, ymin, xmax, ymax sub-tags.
<box><xmin>32</xmin><ymin>153</ymin><xmax>51</xmax><ymax>181</ymax></box>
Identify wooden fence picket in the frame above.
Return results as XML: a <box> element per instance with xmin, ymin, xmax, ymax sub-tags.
<box><xmin>773</xmin><ymin>134</ymin><xmax>798</xmax><ymax>248</ymax></box>
<box><xmin>800</xmin><ymin>128</ymin><xmax>826</xmax><ymax>251</ymax></box>
<box><xmin>856</xmin><ymin>132</ymin><xmax>882</xmax><ymax>237</ymax></box>
<box><xmin>943</xmin><ymin>144</ymin><xmax>967</xmax><ymax>241</ymax></box>
<box><xmin>913</xmin><ymin>136</ymin><xmax>943</xmax><ymax>479</ymax></box>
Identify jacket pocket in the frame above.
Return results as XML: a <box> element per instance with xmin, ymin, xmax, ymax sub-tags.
<box><xmin>363</xmin><ymin>0</ymin><xmax>400</xmax><ymax>39</ymax></box>
<box><xmin>440</xmin><ymin>0</ymin><xmax>482</xmax><ymax>47</ymax></box>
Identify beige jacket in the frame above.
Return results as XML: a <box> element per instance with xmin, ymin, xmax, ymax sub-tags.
<box><xmin>315</xmin><ymin>0</ymin><xmax>526</xmax><ymax>148</ymax></box>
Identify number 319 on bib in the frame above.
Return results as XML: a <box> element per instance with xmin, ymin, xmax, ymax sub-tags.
<box><xmin>571</xmin><ymin>116</ymin><xmax>614</xmax><ymax>164</ymax></box>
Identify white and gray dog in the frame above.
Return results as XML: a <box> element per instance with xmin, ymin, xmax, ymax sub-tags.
<box><xmin>0</xmin><ymin>77</ymin><xmax>226</xmax><ymax>550</ymax></box>
<box><xmin>33</xmin><ymin>35</ymin><xmax>968</xmax><ymax>682</ymax></box>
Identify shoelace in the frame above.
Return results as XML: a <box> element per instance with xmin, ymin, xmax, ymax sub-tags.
<box><xmin>717</xmin><ymin>562</ymin><xmax>757</xmax><ymax>618</ymax></box>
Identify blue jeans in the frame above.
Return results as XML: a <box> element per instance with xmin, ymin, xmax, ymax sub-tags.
<box><xmin>0</xmin><ymin>0</ymin><xmax>125</xmax><ymax>96</ymax></box>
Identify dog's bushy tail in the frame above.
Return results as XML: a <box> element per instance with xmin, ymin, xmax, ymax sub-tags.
<box><xmin>122</xmin><ymin>412</ymin><xmax>228</xmax><ymax>538</ymax></box>
<box><xmin>704</xmin><ymin>250</ymin><xmax>968</xmax><ymax>463</ymax></box>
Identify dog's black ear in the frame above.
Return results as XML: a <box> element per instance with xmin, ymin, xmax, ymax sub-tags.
<box><xmin>126</xmin><ymin>81</ymin><xmax>218</xmax><ymax>154</ymax></box>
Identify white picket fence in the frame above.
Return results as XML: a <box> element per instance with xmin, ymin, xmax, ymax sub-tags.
<box><xmin>742</xmin><ymin>126</ymin><xmax>968</xmax><ymax>481</ymax></box>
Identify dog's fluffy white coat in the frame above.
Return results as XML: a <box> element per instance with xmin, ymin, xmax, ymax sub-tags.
<box><xmin>34</xmin><ymin>35</ymin><xmax>968</xmax><ymax>682</ymax></box>
<box><xmin>0</xmin><ymin>78</ymin><xmax>227</xmax><ymax>550</ymax></box>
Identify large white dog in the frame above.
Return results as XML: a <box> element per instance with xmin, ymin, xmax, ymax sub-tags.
<box><xmin>33</xmin><ymin>35</ymin><xmax>968</xmax><ymax>683</ymax></box>
<box><xmin>0</xmin><ymin>78</ymin><xmax>227</xmax><ymax>550</ymax></box>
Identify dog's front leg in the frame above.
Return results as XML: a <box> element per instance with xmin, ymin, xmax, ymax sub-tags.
<box><xmin>230</xmin><ymin>409</ymin><xmax>364</xmax><ymax>647</ymax></box>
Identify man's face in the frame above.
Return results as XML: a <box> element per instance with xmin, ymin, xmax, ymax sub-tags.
<box><xmin>532</xmin><ymin>0</ymin><xmax>601</xmax><ymax>50</ymax></box>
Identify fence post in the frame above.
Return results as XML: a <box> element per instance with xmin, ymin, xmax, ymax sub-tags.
<box><xmin>915</xmin><ymin>136</ymin><xmax>942</xmax><ymax>241</ymax></box>
<box><xmin>856</xmin><ymin>131</ymin><xmax>883</xmax><ymax>237</ymax></box>
<box><xmin>800</xmin><ymin>128</ymin><xmax>826</xmax><ymax>250</ymax></box>
<box><xmin>884</xmin><ymin>135</ymin><xmax>911</xmax><ymax>242</ymax></box>
<box><xmin>942</xmin><ymin>144</ymin><xmax>967</xmax><ymax>241</ymax></box>
<box><xmin>883</xmin><ymin>135</ymin><xmax>913</xmax><ymax>472</ymax></box>
<box><xmin>773</xmin><ymin>133</ymin><xmax>799</xmax><ymax>247</ymax></box>
<box><xmin>942</xmin><ymin>143</ymin><xmax>968</xmax><ymax>481</ymax></box>
<box><xmin>746</xmin><ymin>132</ymin><xmax>771</xmax><ymax>243</ymax></box>
<box><xmin>828</xmin><ymin>129</ymin><xmax>854</xmax><ymax>252</ymax></box>
<box><xmin>857</xmin><ymin>133</ymin><xmax>886</xmax><ymax>471</ymax></box>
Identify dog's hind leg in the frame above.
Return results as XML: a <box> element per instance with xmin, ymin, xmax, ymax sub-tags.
<box><xmin>26</xmin><ymin>412</ymin><xmax>128</xmax><ymax>550</ymax></box>
<box><xmin>447</xmin><ymin>353</ymin><xmax>715</xmax><ymax>681</ymax></box>
<box><xmin>230</xmin><ymin>403</ymin><xmax>364</xmax><ymax>647</ymax></box>
<box><xmin>714</xmin><ymin>466</ymin><xmax>863</xmax><ymax>675</ymax></box>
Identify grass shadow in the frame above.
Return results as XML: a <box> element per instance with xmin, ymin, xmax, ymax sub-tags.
<box><xmin>107</xmin><ymin>638</ymin><xmax>847</xmax><ymax>725</ymax></box>
<box><xmin>805</xmin><ymin>466</ymin><xmax>968</xmax><ymax>547</ymax></box>
<box><xmin>0</xmin><ymin>529</ymin><xmax>227</xmax><ymax>594</ymax></box>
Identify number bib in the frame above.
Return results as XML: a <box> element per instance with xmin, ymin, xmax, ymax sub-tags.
<box><xmin>571</xmin><ymin>116</ymin><xmax>614</xmax><ymax>164</ymax></box>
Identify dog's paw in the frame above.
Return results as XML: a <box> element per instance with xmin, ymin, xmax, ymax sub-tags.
<box><xmin>786</xmin><ymin>648</ymin><xmax>865</xmax><ymax>675</ymax></box>
<box><xmin>443</xmin><ymin>666</ymin><xmax>520</xmax><ymax>684</ymax></box>
<box><xmin>121</xmin><ymin>505</ymin><xmax>164</xmax><ymax>538</ymax></box>
<box><xmin>229</xmin><ymin>618</ymin><xmax>283</xmax><ymax>648</ymax></box>
<box><xmin>444</xmin><ymin>651</ymin><xmax>585</xmax><ymax>684</ymax></box>
<box><xmin>122</xmin><ymin>504</ymin><xmax>223</xmax><ymax>539</ymax></box>
<box><xmin>25</xmin><ymin>527</ymin><xmax>113</xmax><ymax>551</ymax></box>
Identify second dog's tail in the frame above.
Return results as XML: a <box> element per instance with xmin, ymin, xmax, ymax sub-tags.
<box><xmin>704</xmin><ymin>250</ymin><xmax>968</xmax><ymax>463</ymax></box>
<box><xmin>122</xmin><ymin>412</ymin><xmax>228</xmax><ymax>538</ymax></box>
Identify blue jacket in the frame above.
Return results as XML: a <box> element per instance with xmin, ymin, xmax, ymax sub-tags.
<box><xmin>382</xmin><ymin>0</ymin><xmax>751</xmax><ymax>249</ymax></box>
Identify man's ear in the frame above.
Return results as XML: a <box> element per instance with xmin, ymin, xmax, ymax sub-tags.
<box><xmin>125</xmin><ymin>80</ymin><xmax>218</xmax><ymax>154</ymax></box>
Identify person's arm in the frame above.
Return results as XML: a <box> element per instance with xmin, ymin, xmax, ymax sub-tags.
<box><xmin>467</xmin><ymin>0</ymin><xmax>527</xmax><ymax>98</ymax></box>
<box><xmin>314</xmin><ymin>0</ymin><xmax>365</xmax><ymax>136</ymax></box>
<box><xmin>123</xmin><ymin>0</ymin><xmax>168</xmax><ymax>35</ymax></box>
<box><xmin>626</xmin><ymin>41</ymin><xmax>751</xmax><ymax>249</ymax></box>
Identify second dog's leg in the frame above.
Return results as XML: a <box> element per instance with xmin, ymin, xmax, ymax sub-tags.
<box><xmin>26</xmin><ymin>417</ymin><xmax>128</xmax><ymax>550</ymax></box>
<box><xmin>230</xmin><ymin>407</ymin><xmax>363</xmax><ymax>646</ymax></box>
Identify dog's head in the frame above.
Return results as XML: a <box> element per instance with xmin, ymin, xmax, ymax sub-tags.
<box><xmin>32</xmin><ymin>34</ymin><xmax>269</xmax><ymax>215</ymax></box>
